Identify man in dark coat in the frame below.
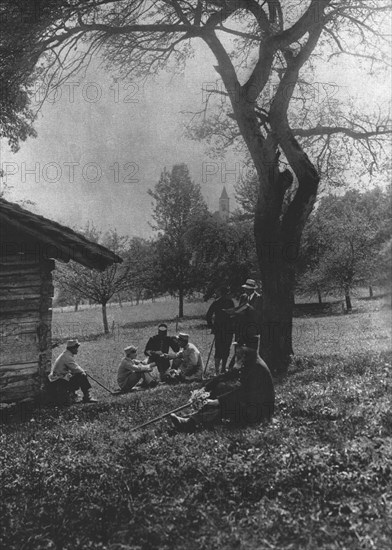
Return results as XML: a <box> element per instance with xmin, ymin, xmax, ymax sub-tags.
<box><xmin>206</xmin><ymin>287</ymin><xmax>235</xmax><ymax>374</ymax></box>
<box><xmin>170</xmin><ymin>340</ymin><xmax>274</xmax><ymax>432</ymax></box>
<box><xmin>237</xmin><ymin>278</ymin><xmax>262</xmax><ymax>342</ymax></box>
<box><xmin>144</xmin><ymin>323</ymin><xmax>180</xmax><ymax>380</ymax></box>
<box><xmin>225</xmin><ymin>279</ymin><xmax>263</xmax><ymax>369</ymax></box>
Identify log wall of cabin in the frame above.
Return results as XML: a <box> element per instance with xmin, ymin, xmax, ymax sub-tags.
<box><xmin>0</xmin><ymin>244</ymin><xmax>54</xmax><ymax>403</ymax></box>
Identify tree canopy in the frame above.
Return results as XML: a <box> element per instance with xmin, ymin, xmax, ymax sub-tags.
<box><xmin>148</xmin><ymin>163</ymin><xmax>208</xmax><ymax>317</ymax></box>
<box><xmin>297</xmin><ymin>187</ymin><xmax>392</xmax><ymax>308</ymax></box>
<box><xmin>56</xmin><ymin>225</ymin><xmax>130</xmax><ymax>333</ymax></box>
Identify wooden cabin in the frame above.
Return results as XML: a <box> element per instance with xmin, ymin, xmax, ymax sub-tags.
<box><xmin>0</xmin><ymin>198</ymin><xmax>122</xmax><ymax>404</ymax></box>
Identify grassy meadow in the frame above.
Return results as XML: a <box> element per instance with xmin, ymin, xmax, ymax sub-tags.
<box><xmin>1</xmin><ymin>295</ymin><xmax>391</xmax><ymax>549</ymax></box>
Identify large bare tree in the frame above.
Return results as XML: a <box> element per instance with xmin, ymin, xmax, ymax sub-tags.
<box><xmin>1</xmin><ymin>0</ymin><xmax>391</xmax><ymax>374</ymax></box>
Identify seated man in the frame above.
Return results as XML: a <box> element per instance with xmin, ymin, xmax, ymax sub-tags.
<box><xmin>48</xmin><ymin>339</ymin><xmax>97</xmax><ymax>403</ymax></box>
<box><xmin>170</xmin><ymin>339</ymin><xmax>274</xmax><ymax>432</ymax></box>
<box><xmin>117</xmin><ymin>345</ymin><xmax>158</xmax><ymax>393</ymax></box>
<box><xmin>166</xmin><ymin>333</ymin><xmax>204</xmax><ymax>383</ymax></box>
<box><xmin>144</xmin><ymin>323</ymin><xmax>180</xmax><ymax>380</ymax></box>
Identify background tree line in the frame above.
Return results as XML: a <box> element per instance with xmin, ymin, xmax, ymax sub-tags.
<box><xmin>55</xmin><ymin>163</ymin><xmax>391</xmax><ymax>333</ymax></box>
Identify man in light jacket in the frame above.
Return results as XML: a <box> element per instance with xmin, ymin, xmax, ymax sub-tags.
<box><xmin>117</xmin><ymin>345</ymin><xmax>158</xmax><ymax>392</ymax></box>
<box><xmin>48</xmin><ymin>339</ymin><xmax>97</xmax><ymax>403</ymax></box>
<box><xmin>166</xmin><ymin>333</ymin><xmax>204</xmax><ymax>382</ymax></box>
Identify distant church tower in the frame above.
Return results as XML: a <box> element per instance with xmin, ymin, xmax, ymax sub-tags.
<box><xmin>219</xmin><ymin>186</ymin><xmax>230</xmax><ymax>221</ymax></box>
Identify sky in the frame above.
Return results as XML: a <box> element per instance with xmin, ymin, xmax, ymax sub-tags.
<box><xmin>0</xmin><ymin>22</ymin><xmax>390</xmax><ymax>239</ymax></box>
<box><xmin>1</xmin><ymin>41</ymin><xmax>244</xmax><ymax>238</ymax></box>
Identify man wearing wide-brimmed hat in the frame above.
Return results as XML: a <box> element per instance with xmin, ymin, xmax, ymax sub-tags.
<box><xmin>223</xmin><ymin>279</ymin><xmax>262</xmax><ymax>361</ymax></box>
<box><xmin>241</xmin><ymin>279</ymin><xmax>261</xmax><ymax>308</ymax></box>
<box><xmin>48</xmin><ymin>339</ymin><xmax>97</xmax><ymax>403</ymax></box>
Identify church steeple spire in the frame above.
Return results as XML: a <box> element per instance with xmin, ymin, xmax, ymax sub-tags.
<box><xmin>219</xmin><ymin>186</ymin><xmax>230</xmax><ymax>221</ymax></box>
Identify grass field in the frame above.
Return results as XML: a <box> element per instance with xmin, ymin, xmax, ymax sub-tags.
<box><xmin>1</xmin><ymin>297</ymin><xmax>391</xmax><ymax>549</ymax></box>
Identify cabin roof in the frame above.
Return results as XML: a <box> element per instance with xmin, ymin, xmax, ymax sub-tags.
<box><xmin>0</xmin><ymin>198</ymin><xmax>123</xmax><ymax>270</ymax></box>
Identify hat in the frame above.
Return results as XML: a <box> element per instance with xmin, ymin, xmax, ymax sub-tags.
<box><xmin>66</xmin><ymin>339</ymin><xmax>80</xmax><ymax>349</ymax></box>
<box><xmin>233</xmin><ymin>337</ymin><xmax>259</xmax><ymax>351</ymax></box>
<box><xmin>178</xmin><ymin>332</ymin><xmax>189</xmax><ymax>341</ymax></box>
<box><xmin>158</xmin><ymin>323</ymin><xmax>168</xmax><ymax>331</ymax></box>
<box><xmin>124</xmin><ymin>345</ymin><xmax>137</xmax><ymax>354</ymax></box>
<box><xmin>242</xmin><ymin>279</ymin><xmax>257</xmax><ymax>290</ymax></box>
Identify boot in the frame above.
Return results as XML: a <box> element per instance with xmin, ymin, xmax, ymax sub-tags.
<box><xmin>169</xmin><ymin>414</ymin><xmax>196</xmax><ymax>433</ymax></box>
<box><xmin>82</xmin><ymin>390</ymin><xmax>98</xmax><ymax>403</ymax></box>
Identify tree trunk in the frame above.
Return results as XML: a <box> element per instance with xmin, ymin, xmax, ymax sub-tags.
<box><xmin>178</xmin><ymin>287</ymin><xmax>184</xmax><ymax>318</ymax></box>
<box><xmin>369</xmin><ymin>285</ymin><xmax>373</xmax><ymax>298</ymax></box>
<box><xmin>317</xmin><ymin>287</ymin><xmax>322</xmax><ymax>304</ymax></box>
<box><xmin>345</xmin><ymin>289</ymin><xmax>352</xmax><ymax>312</ymax></box>
<box><xmin>253</xmin><ymin>162</ymin><xmax>319</xmax><ymax>377</ymax></box>
<box><xmin>74</xmin><ymin>299</ymin><xmax>79</xmax><ymax>312</ymax></box>
<box><xmin>256</xmin><ymin>232</ymin><xmax>296</xmax><ymax>377</ymax></box>
<box><xmin>102</xmin><ymin>302</ymin><xmax>109</xmax><ymax>333</ymax></box>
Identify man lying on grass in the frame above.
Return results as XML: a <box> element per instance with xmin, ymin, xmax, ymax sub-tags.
<box><xmin>170</xmin><ymin>339</ymin><xmax>274</xmax><ymax>433</ymax></box>
<box><xmin>117</xmin><ymin>345</ymin><xmax>159</xmax><ymax>393</ymax></box>
<box><xmin>48</xmin><ymin>339</ymin><xmax>97</xmax><ymax>403</ymax></box>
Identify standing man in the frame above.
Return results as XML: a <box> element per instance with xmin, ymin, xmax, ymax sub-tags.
<box><xmin>241</xmin><ymin>278</ymin><xmax>262</xmax><ymax>312</ymax></box>
<box><xmin>233</xmin><ymin>279</ymin><xmax>262</xmax><ymax>348</ymax></box>
<box><xmin>144</xmin><ymin>323</ymin><xmax>180</xmax><ymax>380</ymax></box>
<box><xmin>48</xmin><ymin>339</ymin><xmax>97</xmax><ymax>403</ymax></box>
<box><xmin>206</xmin><ymin>287</ymin><xmax>235</xmax><ymax>375</ymax></box>
<box><xmin>170</xmin><ymin>339</ymin><xmax>275</xmax><ymax>432</ymax></box>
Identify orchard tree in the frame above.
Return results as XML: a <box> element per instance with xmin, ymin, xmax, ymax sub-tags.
<box><xmin>149</xmin><ymin>164</ymin><xmax>208</xmax><ymax>317</ymax></box>
<box><xmin>298</xmin><ymin>188</ymin><xmax>391</xmax><ymax>309</ymax></box>
<box><xmin>126</xmin><ymin>237</ymin><xmax>158</xmax><ymax>304</ymax></box>
<box><xmin>188</xmin><ymin>213</ymin><xmax>259</xmax><ymax>299</ymax></box>
<box><xmin>296</xmin><ymin>211</ymin><xmax>330</xmax><ymax>304</ymax></box>
<box><xmin>56</xmin><ymin>226</ymin><xmax>130</xmax><ymax>333</ymax></box>
<box><xmin>1</xmin><ymin>1</ymin><xmax>391</xmax><ymax>374</ymax></box>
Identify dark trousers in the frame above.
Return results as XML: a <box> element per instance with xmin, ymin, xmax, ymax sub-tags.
<box><xmin>68</xmin><ymin>373</ymin><xmax>91</xmax><ymax>394</ymax></box>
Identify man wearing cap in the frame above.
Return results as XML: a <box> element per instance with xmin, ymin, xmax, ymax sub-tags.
<box><xmin>170</xmin><ymin>340</ymin><xmax>274</xmax><ymax>433</ymax></box>
<box><xmin>48</xmin><ymin>340</ymin><xmax>97</xmax><ymax>403</ymax></box>
<box><xmin>144</xmin><ymin>324</ymin><xmax>180</xmax><ymax>380</ymax></box>
<box><xmin>206</xmin><ymin>287</ymin><xmax>235</xmax><ymax>375</ymax></box>
<box><xmin>117</xmin><ymin>345</ymin><xmax>158</xmax><ymax>392</ymax></box>
<box><xmin>227</xmin><ymin>279</ymin><xmax>262</xmax><ymax>351</ymax></box>
<box><xmin>167</xmin><ymin>333</ymin><xmax>204</xmax><ymax>382</ymax></box>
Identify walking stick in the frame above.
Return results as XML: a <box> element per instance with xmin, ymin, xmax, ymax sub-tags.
<box><xmin>130</xmin><ymin>402</ymin><xmax>192</xmax><ymax>432</ymax></box>
<box><xmin>203</xmin><ymin>336</ymin><xmax>215</xmax><ymax>378</ymax></box>
<box><xmin>86</xmin><ymin>372</ymin><xmax>118</xmax><ymax>395</ymax></box>
<box><xmin>130</xmin><ymin>390</ymin><xmax>234</xmax><ymax>433</ymax></box>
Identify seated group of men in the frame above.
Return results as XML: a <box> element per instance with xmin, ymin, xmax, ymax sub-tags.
<box><xmin>117</xmin><ymin>324</ymin><xmax>204</xmax><ymax>393</ymax></box>
<box><xmin>48</xmin><ymin>323</ymin><xmax>204</xmax><ymax>403</ymax></box>
<box><xmin>47</xmin><ymin>279</ymin><xmax>276</xmax><ymax>433</ymax></box>
<box><xmin>47</xmin><ymin>323</ymin><xmax>275</xmax><ymax>434</ymax></box>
